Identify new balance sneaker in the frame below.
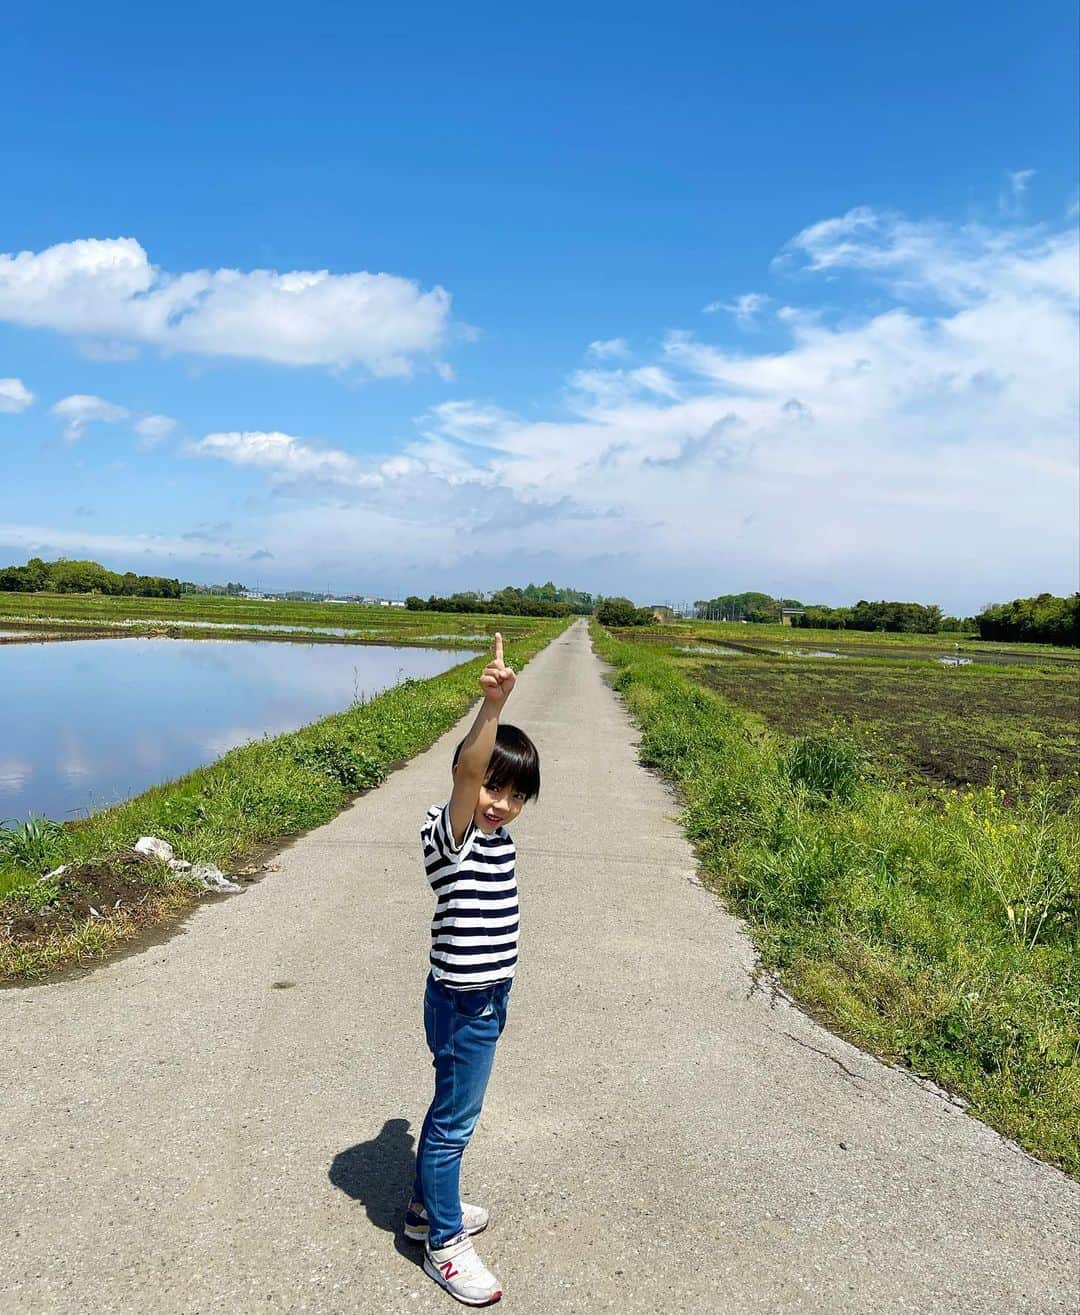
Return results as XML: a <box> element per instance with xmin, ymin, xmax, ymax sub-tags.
<box><xmin>423</xmin><ymin>1231</ymin><xmax>502</xmax><ymax>1306</ymax></box>
<box><xmin>403</xmin><ymin>1200</ymin><xmax>489</xmax><ymax>1243</ymax></box>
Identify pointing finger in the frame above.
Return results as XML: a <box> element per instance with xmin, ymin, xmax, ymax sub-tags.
<box><xmin>494</xmin><ymin>632</ymin><xmax>504</xmax><ymax>664</ymax></box>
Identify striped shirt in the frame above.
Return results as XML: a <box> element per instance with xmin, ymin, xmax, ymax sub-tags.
<box><xmin>421</xmin><ymin>801</ymin><xmax>519</xmax><ymax>989</ymax></box>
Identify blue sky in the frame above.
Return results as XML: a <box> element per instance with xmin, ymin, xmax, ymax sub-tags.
<box><xmin>3</xmin><ymin>0</ymin><xmax>1078</xmax><ymax>611</ymax></box>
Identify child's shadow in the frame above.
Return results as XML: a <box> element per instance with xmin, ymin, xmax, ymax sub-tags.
<box><xmin>329</xmin><ymin>1117</ymin><xmax>423</xmax><ymax>1266</ymax></box>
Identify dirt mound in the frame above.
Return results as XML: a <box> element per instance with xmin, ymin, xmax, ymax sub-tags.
<box><xmin>1</xmin><ymin>851</ymin><xmax>186</xmax><ymax>943</ymax></box>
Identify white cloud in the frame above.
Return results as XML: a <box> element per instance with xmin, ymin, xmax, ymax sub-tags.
<box><xmin>1009</xmin><ymin>168</ymin><xmax>1035</xmax><ymax>198</ymax></box>
<box><xmin>424</xmin><ymin>400</ymin><xmax>515</xmax><ymax>443</ymax></box>
<box><xmin>779</xmin><ymin>204</ymin><xmax>1078</xmax><ymax>310</ymax></box>
<box><xmin>587</xmin><ymin>337</ymin><xmax>630</xmax><ymax>360</ymax></box>
<box><xmin>188</xmin><ymin>430</ymin><xmax>382</xmax><ymax>487</ymax></box>
<box><xmin>51</xmin><ymin>393</ymin><xmax>130</xmax><ymax>441</ymax></box>
<box><xmin>995</xmin><ymin>169</ymin><xmax>1038</xmax><ymax>218</ymax></box>
<box><xmin>703</xmin><ymin>292</ymin><xmax>770</xmax><ymax>325</ymax></box>
<box><xmin>568</xmin><ymin>366</ymin><xmax>682</xmax><ymax>409</ymax></box>
<box><xmin>0</xmin><ymin>237</ymin><xmax>454</xmax><ymax>375</ymax></box>
<box><xmin>0</xmin><ymin>377</ymin><xmax>34</xmax><ymax>413</ymax></box>
<box><xmin>133</xmin><ymin>414</ymin><xmax>177</xmax><ymax>449</ymax></box>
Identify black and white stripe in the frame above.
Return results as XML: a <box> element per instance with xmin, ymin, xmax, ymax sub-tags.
<box><xmin>421</xmin><ymin>802</ymin><xmax>518</xmax><ymax>989</ymax></box>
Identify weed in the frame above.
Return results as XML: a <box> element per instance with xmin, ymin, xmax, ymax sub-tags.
<box><xmin>0</xmin><ymin>817</ymin><xmax>68</xmax><ymax>873</ymax></box>
<box><xmin>782</xmin><ymin>733</ymin><xmax>863</xmax><ymax>803</ymax></box>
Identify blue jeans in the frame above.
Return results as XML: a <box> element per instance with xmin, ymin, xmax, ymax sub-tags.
<box><xmin>412</xmin><ymin>971</ymin><xmax>511</xmax><ymax>1248</ymax></box>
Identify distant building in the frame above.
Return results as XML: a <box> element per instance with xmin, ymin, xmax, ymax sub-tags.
<box><xmin>650</xmin><ymin>605</ymin><xmax>676</xmax><ymax>622</ymax></box>
<box><xmin>780</xmin><ymin>608</ymin><xmax>806</xmax><ymax>626</ymax></box>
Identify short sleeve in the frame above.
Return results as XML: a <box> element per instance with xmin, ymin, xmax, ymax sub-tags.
<box><xmin>422</xmin><ymin>801</ymin><xmax>477</xmax><ymax>865</ymax></box>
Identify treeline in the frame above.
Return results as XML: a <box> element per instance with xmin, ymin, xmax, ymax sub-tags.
<box><xmin>976</xmin><ymin>593</ymin><xmax>1078</xmax><ymax>646</ymax></box>
<box><xmin>797</xmin><ymin>595</ymin><xmax>1078</xmax><ymax>643</ymax></box>
<box><xmin>695</xmin><ymin>592</ymin><xmax>805</xmax><ymax>623</ymax></box>
<box><xmin>694</xmin><ymin>588</ymin><xmax>1076</xmax><ymax>644</ymax></box>
<box><xmin>180</xmin><ymin>580</ymin><xmax>247</xmax><ymax>596</ymax></box>
<box><xmin>406</xmin><ymin>582</ymin><xmax>594</xmax><ymax>617</ymax></box>
<box><xmin>0</xmin><ymin>556</ymin><xmax>180</xmax><ymax>598</ymax></box>
<box><xmin>794</xmin><ymin>601</ymin><xmax>952</xmax><ymax>633</ymax></box>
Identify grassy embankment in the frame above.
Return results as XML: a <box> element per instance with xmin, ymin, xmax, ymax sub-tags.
<box><xmin>0</xmin><ymin>591</ymin><xmax>532</xmax><ymax>646</ymax></box>
<box><xmin>0</xmin><ymin>616</ymin><xmax>569</xmax><ymax>981</ymax></box>
<box><xmin>592</xmin><ymin>620</ymin><xmax>1079</xmax><ymax>1176</ymax></box>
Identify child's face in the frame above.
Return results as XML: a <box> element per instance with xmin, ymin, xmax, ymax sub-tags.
<box><xmin>475</xmin><ymin>777</ymin><xmax>526</xmax><ymax>833</ymax></box>
<box><xmin>453</xmin><ymin>764</ymin><xmax>526</xmax><ymax>833</ymax></box>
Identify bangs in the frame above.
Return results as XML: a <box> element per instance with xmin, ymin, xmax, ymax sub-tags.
<box><xmin>455</xmin><ymin>723</ymin><xmax>541</xmax><ymax>801</ymax></box>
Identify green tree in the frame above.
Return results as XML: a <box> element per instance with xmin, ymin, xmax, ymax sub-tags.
<box><xmin>597</xmin><ymin>596</ymin><xmax>653</xmax><ymax>626</ymax></box>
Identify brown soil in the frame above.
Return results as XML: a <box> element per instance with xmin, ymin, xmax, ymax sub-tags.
<box><xmin>1</xmin><ymin>850</ymin><xmax>192</xmax><ymax>943</ymax></box>
<box><xmin>688</xmin><ymin>658</ymin><xmax>1079</xmax><ymax>792</ymax></box>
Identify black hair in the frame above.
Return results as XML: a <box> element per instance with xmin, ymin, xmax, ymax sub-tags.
<box><xmin>453</xmin><ymin>723</ymin><xmax>541</xmax><ymax>802</ymax></box>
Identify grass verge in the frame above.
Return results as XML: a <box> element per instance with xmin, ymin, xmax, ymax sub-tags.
<box><xmin>590</xmin><ymin>621</ymin><xmax>1079</xmax><ymax>1177</ymax></box>
<box><xmin>1</xmin><ymin>620</ymin><xmax>568</xmax><ymax>982</ymax></box>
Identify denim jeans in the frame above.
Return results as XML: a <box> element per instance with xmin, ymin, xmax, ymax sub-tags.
<box><xmin>412</xmin><ymin>971</ymin><xmax>511</xmax><ymax>1248</ymax></box>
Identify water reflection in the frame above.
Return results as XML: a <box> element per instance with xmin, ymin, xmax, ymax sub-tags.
<box><xmin>0</xmin><ymin>637</ymin><xmax>477</xmax><ymax>821</ymax></box>
<box><xmin>0</xmin><ymin>757</ymin><xmax>32</xmax><ymax>791</ymax></box>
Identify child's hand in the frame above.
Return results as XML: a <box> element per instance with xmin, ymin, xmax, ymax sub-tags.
<box><xmin>480</xmin><ymin>632</ymin><xmax>515</xmax><ymax>705</ymax></box>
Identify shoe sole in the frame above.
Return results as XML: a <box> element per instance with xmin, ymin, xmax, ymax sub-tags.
<box><xmin>403</xmin><ymin>1219</ymin><xmax>488</xmax><ymax>1242</ymax></box>
<box><xmin>422</xmin><ymin>1256</ymin><xmax>501</xmax><ymax>1306</ymax></box>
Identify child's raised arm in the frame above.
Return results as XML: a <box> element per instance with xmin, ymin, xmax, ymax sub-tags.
<box><xmin>447</xmin><ymin>632</ymin><xmax>516</xmax><ymax>846</ymax></box>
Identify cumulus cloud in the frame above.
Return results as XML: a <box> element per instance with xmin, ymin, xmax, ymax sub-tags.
<box><xmin>587</xmin><ymin>337</ymin><xmax>630</xmax><ymax>360</ymax></box>
<box><xmin>0</xmin><ymin>377</ymin><xmax>34</xmax><ymax>413</ymax></box>
<box><xmin>51</xmin><ymin>393</ymin><xmax>130</xmax><ymax>441</ymax></box>
<box><xmin>188</xmin><ymin>430</ymin><xmax>382</xmax><ymax>488</ymax></box>
<box><xmin>0</xmin><ymin>237</ymin><xmax>454</xmax><ymax>375</ymax></box>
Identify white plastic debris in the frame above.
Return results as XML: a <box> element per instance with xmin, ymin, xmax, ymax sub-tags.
<box><xmin>134</xmin><ymin>835</ymin><xmax>175</xmax><ymax>863</ymax></box>
<box><xmin>190</xmin><ymin>863</ymin><xmax>242</xmax><ymax>893</ymax></box>
<box><xmin>133</xmin><ymin>836</ymin><xmax>240</xmax><ymax>893</ymax></box>
<box><xmin>43</xmin><ymin>865</ymin><xmax>67</xmax><ymax>880</ymax></box>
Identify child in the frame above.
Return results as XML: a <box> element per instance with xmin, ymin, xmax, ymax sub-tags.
<box><xmin>404</xmin><ymin>632</ymin><xmax>541</xmax><ymax>1306</ymax></box>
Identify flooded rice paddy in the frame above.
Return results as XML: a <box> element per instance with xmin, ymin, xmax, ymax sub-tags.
<box><xmin>0</xmin><ymin>637</ymin><xmax>478</xmax><ymax>821</ymax></box>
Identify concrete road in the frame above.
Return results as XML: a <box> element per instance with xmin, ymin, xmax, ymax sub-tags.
<box><xmin>3</xmin><ymin>619</ymin><xmax>1076</xmax><ymax>1314</ymax></box>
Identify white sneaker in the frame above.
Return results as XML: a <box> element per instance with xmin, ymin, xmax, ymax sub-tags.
<box><xmin>403</xmin><ymin>1200</ymin><xmax>489</xmax><ymax>1242</ymax></box>
<box><xmin>423</xmin><ymin>1231</ymin><xmax>502</xmax><ymax>1306</ymax></box>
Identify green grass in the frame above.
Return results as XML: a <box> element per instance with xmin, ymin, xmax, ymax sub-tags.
<box><xmin>1</xmin><ymin>617</ymin><xmax>570</xmax><ymax>979</ymax></box>
<box><xmin>591</xmin><ymin>620</ymin><xmax>1080</xmax><ymax>1176</ymax></box>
